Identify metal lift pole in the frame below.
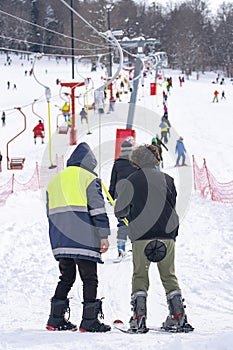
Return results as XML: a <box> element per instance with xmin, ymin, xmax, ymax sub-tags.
<box><xmin>126</xmin><ymin>44</ymin><xmax>144</xmax><ymax>129</ymax></box>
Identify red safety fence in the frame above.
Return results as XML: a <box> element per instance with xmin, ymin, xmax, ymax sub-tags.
<box><xmin>193</xmin><ymin>155</ymin><xmax>233</xmax><ymax>204</ymax></box>
<box><xmin>0</xmin><ymin>155</ymin><xmax>64</xmax><ymax>206</ymax></box>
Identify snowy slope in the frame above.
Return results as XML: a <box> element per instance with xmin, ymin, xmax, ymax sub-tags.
<box><xmin>0</xmin><ymin>53</ymin><xmax>233</xmax><ymax>350</ymax></box>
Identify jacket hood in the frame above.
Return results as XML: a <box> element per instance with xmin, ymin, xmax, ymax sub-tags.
<box><xmin>66</xmin><ymin>142</ymin><xmax>97</xmax><ymax>172</ymax></box>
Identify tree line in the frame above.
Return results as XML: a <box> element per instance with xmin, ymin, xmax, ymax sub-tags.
<box><xmin>0</xmin><ymin>0</ymin><xmax>232</xmax><ymax>76</ymax></box>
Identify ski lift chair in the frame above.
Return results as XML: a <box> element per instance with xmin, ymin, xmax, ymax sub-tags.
<box><xmin>6</xmin><ymin>108</ymin><xmax>26</xmax><ymax>170</ymax></box>
<box><xmin>56</xmin><ymin>113</ymin><xmax>69</xmax><ymax>134</ymax></box>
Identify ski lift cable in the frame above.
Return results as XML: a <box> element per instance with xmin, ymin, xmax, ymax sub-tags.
<box><xmin>0</xmin><ymin>34</ymin><xmax>107</xmax><ymax>53</ymax></box>
<box><xmin>0</xmin><ymin>9</ymin><xmax>109</xmax><ymax>50</ymax></box>
<box><xmin>58</xmin><ymin>0</ymin><xmax>121</xmax><ymax>48</ymax></box>
<box><xmin>0</xmin><ymin>46</ymin><xmax>109</xmax><ymax>60</ymax></box>
<box><xmin>0</xmin><ymin>10</ymin><xmax>135</xmax><ymax>59</ymax></box>
<box><xmin>58</xmin><ymin>0</ymin><xmax>107</xmax><ymax>39</ymax></box>
<box><xmin>0</xmin><ymin>10</ymin><xmax>99</xmax><ymax>47</ymax></box>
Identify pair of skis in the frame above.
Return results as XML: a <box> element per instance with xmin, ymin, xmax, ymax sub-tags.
<box><xmin>113</xmin><ymin>320</ymin><xmax>194</xmax><ymax>334</ymax></box>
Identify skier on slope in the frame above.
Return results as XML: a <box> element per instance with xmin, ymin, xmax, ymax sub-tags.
<box><xmin>151</xmin><ymin>135</ymin><xmax>168</xmax><ymax>168</ymax></box>
<box><xmin>175</xmin><ymin>136</ymin><xmax>187</xmax><ymax>166</ymax></box>
<box><xmin>46</xmin><ymin>142</ymin><xmax>111</xmax><ymax>333</ymax></box>
<box><xmin>114</xmin><ymin>144</ymin><xmax>193</xmax><ymax>333</ymax></box>
<box><xmin>108</xmin><ymin>140</ymin><xmax>137</xmax><ymax>259</ymax></box>
<box><xmin>159</xmin><ymin>118</ymin><xmax>169</xmax><ymax>144</ymax></box>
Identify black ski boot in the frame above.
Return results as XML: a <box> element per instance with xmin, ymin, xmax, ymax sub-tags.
<box><xmin>79</xmin><ymin>299</ymin><xmax>111</xmax><ymax>333</ymax></box>
<box><xmin>129</xmin><ymin>291</ymin><xmax>149</xmax><ymax>333</ymax></box>
<box><xmin>46</xmin><ymin>297</ymin><xmax>77</xmax><ymax>331</ymax></box>
<box><xmin>162</xmin><ymin>290</ymin><xmax>194</xmax><ymax>332</ymax></box>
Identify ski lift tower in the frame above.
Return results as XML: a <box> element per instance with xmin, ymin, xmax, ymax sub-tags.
<box><xmin>119</xmin><ymin>37</ymin><xmax>160</xmax><ymax>129</ymax></box>
<box><xmin>57</xmin><ymin>80</ymin><xmax>85</xmax><ymax>145</ymax></box>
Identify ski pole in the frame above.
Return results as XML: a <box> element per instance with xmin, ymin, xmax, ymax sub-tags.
<box><xmin>101</xmin><ymin>180</ymin><xmax>128</xmax><ymax>226</ymax></box>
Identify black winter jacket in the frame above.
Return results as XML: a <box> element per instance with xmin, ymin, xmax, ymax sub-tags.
<box><xmin>109</xmin><ymin>156</ymin><xmax>136</xmax><ymax>200</ymax></box>
<box><xmin>114</xmin><ymin>167</ymin><xmax>179</xmax><ymax>242</ymax></box>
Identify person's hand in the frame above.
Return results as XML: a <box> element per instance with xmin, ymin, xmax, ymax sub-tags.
<box><xmin>100</xmin><ymin>238</ymin><xmax>109</xmax><ymax>254</ymax></box>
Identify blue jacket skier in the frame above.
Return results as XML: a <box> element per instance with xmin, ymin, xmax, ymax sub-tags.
<box><xmin>175</xmin><ymin>137</ymin><xmax>187</xmax><ymax>166</ymax></box>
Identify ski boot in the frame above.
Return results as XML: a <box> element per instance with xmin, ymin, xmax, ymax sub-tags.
<box><xmin>117</xmin><ymin>238</ymin><xmax>126</xmax><ymax>259</ymax></box>
<box><xmin>129</xmin><ymin>291</ymin><xmax>149</xmax><ymax>333</ymax></box>
<box><xmin>162</xmin><ymin>290</ymin><xmax>194</xmax><ymax>332</ymax></box>
<box><xmin>79</xmin><ymin>299</ymin><xmax>111</xmax><ymax>333</ymax></box>
<box><xmin>46</xmin><ymin>297</ymin><xmax>77</xmax><ymax>331</ymax></box>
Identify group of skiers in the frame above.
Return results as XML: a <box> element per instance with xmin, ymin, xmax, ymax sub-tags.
<box><xmin>45</xmin><ymin>140</ymin><xmax>193</xmax><ymax>334</ymax></box>
<box><xmin>157</xmin><ymin>88</ymin><xmax>187</xmax><ymax>167</ymax></box>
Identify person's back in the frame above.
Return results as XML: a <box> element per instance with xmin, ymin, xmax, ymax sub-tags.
<box><xmin>175</xmin><ymin>137</ymin><xmax>186</xmax><ymax>166</ymax></box>
<box><xmin>114</xmin><ymin>144</ymin><xmax>193</xmax><ymax>334</ymax></box>
<box><xmin>109</xmin><ymin>140</ymin><xmax>136</xmax><ymax>257</ymax></box>
<box><xmin>80</xmin><ymin>108</ymin><xmax>87</xmax><ymax>123</ymax></box>
<box><xmin>109</xmin><ymin>158</ymin><xmax>136</xmax><ymax>199</ymax></box>
<box><xmin>46</xmin><ymin>142</ymin><xmax>111</xmax><ymax>333</ymax></box>
<box><xmin>117</xmin><ymin>165</ymin><xmax>178</xmax><ymax>242</ymax></box>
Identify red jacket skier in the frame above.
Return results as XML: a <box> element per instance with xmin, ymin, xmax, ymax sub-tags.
<box><xmin>33</xmin><ymin>120</ymin><xmax>44</xmax><ymax>144</ymax></box>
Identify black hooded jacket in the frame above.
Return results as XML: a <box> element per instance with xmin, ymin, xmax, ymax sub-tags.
<box><xmin>114</xmin><ymin>166</ymin><xmax>179</xmax><ymax>242</ymax></box>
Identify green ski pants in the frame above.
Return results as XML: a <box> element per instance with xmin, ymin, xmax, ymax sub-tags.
<box><xmin>132</xmin><ymin>239</ymin><xmax>180</xmax><ymax>295</ymax></box>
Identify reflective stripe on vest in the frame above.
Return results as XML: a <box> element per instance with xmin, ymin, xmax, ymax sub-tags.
<box><xmin>52</xmin><ymin>247</ymin><xmax>101</xmax><ymax>259</ymax></box>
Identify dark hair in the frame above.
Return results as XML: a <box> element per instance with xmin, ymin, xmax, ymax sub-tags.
<box><xmin>130</xmin><ymin>144</ymin><xmax>160</xmax><ymax>168</ymax></box>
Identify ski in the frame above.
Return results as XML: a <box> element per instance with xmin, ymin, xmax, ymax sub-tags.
<box><xmin>112</xmin><ymin>250</ymin><xmax>132</xmax><ymax>263</ymax></box>
<box><xmin>113</xmin><ymin>320</ymin><xmax>149</xmax><ymax>334</ymax></box>
<box><xmin>113</xmin><ymin>320</ymin><xmax>194</xmax><ymax>334</ymax></box>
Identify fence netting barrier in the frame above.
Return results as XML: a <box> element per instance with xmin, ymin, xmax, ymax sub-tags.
<box><xmin>193</xmin><ymin>155</ymin><xmax>233</xmax><ymax>204</ymax></box>
<box><xmin>0</xmin><ymin>155</ymin><xmax>64</xmax><ymax>206</ymax></box>
<box><xmin>2</xmin><ymin>155</ymin><xmax>232</xmax><ymax>207</ymax></box>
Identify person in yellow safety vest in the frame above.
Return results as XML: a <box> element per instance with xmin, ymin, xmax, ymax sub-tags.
<box><xmin>61</xmin><ymin>101</ymin><xmax>71</xmax><ymax>122</ymax></box>
<box><xmin>46</xmin><ymin>142</ymin><xmax>111</xmax><ymax>333</ymax></box>
<box><xmin>159</xmin><ymin>117</ymin><xmax>169</xmax><ymax>144</ymax></box>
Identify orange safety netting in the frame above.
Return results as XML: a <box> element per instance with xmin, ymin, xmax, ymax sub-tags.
<box><xmin>193</xmin><ymin>155</ymin><xmax>233</xmax><ymax>204</ymax></box>
<box><xmin>0</xmin><ymin>155</ymin><xmax>64</xmax><ymax>206</ymax></box>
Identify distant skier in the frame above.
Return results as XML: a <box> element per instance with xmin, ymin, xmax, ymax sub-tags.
<box><xmin>33</xmin><ymin>120</ymin><xmax>44</xmax><ymax>144</ymax></box>
<box><xmin>1</xmin><ymin>111</ymin><xmax>6</xmax><ymax>126</ymax></box>
<box><xmin>0</xmin><ymin>151</ymin><xmax>2</xmax><ymax>172</ymax></box>
<box><xmin>61</xmin><ymin>101</ymin><xmax>70</xmax><ymax>122</ymax></box>
<box><xmin>159</xmin><ymin>118</ymin><xmax>169</xmax><ymax>144</ymax></box>
<box><xmin>80</xmin><ymin>107</ymin><xmax>87</xmax><ymax>124</ymax></box>
<box><xmin>221</xmin><ymin>91</ymin><xmax>226</xmax><ymax>100</ymax></box>
<box><xmin>212</xmin><ymin>90</ymin><xmax>219</xmax><ymax>103</ymax></box>
<box><xmin>108</xmin><ymin>96</ymin><xmax>116</xmax><ymax>113</ymax></box>
<box><xmin>151</xmin><ymin>135</ymin><xmax>168</xmax><ymax>168</ymax></box>
<box><xmin>175</xmin><ymin>137</ymin><xmax>187</xmax><ymax>166</ymax></box>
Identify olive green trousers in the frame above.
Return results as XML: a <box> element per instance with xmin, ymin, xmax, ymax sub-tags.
<box><xmin>132</xmin><ymin>239</ymin><xmax>180</xmax><ymax>295</ymax></box>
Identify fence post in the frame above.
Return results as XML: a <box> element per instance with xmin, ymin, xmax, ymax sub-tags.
<box><xmin>11</xmin><ymin>173</ymin><xmax>15</xmax><ymax>193</ymax></box>
<box><xmin>192</xmin><ymin>155</ymin><xmax>196</xmax><ymax>190</ymax></box>
<box><xmin>203</xmin><ymin>158</ymin><xmax>213</xmax><ymax>200</ymax></box>
<box><xmin>35</xmin><ymin>162</ymin><xmax>40</xmax><ymax>190</ymax></box>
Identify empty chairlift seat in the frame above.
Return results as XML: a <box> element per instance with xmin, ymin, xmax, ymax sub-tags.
<box><xmin>58</xmin><ymin>123</ymin><xmax>69</xmax><ymax>134</ymax></box>
<box><xmin>9</xmin><ymin>157</ymin><xmax>25</xmax><ymax>170</ymax></box>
